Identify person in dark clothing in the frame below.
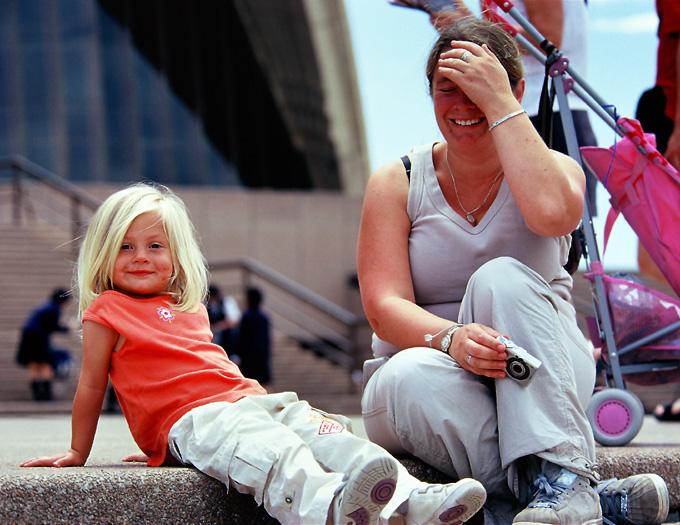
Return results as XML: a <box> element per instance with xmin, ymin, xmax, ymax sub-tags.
<box><xmin>206</xmin><ymin>285</ymin><xmax>241</xmax><ymax>356</ymax></box>
<box><xmin>234</xmin><ymin>287</ymin><xmax>271</xmax><ymax>387</ymax></box>
<box><xmin>17</xmin><ymin>288</ymin><xmax>72</xmax><ymax>401</ymax></box>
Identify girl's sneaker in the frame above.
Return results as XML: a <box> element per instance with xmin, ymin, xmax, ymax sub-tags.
<box><xmin>405</xmin><ymin>479</ymin><xmax>487</xmax><ymax>525</ymax></box>
<box><xmin>331</xmin><ymin>456</ymin><xmax>398</xmax><ymax>525</ymax></box>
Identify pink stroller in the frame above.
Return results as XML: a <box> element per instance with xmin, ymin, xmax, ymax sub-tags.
<box><xmin>488</xmin><ymin>0</ymin><xmax>680</xmax><ymax>446</ymax></box>
<box><xmin>580</xmin><ymin>120</ymin><xmax>680</xmax><ymax>446</ymax></box>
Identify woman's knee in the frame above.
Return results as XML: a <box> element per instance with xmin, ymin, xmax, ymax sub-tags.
<box><xmin>471</xmin><ymin>257</ymin><xmax>532</xmax><ymax>288</ymax></box>
<box><xmin>466</xmin><ymin>257</ymin><xmax>548</xmax><ymax>306</ymax></box>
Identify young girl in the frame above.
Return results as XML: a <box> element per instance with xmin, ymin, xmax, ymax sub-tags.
<box><xmin>21</xmin><ymin>183</ymin><xmax>486</xmax><ymax>525</ymax></box>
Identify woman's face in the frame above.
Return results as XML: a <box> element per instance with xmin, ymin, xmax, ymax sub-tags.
<box><xmin>432</xmin><ymin>66</ymin><xmax>488</xmax><ymax>145</ymax></box>
<box><xmin>431</xmin><ymin>58</ymin><xmax>524</xmax><ymax>148</ymax></box>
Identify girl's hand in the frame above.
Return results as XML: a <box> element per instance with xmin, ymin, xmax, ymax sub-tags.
<box><xmin>122</xmin><ymin>452</ymin><xmax>149</xmax><ymax>463</ymax></box>
<box><xmin>437</xmin><ymin>41</ymin><xmax>519</xmax><ymax>117</ymax></box>
<box><xmin>449</xmin><ymin>323</ymin><xmax>508</xmax><ymax>379</ymax></box>
<box><xmin>21</xmin><ymin>449</ymin><xmax>86</xmax><ymax>468</ymax></box>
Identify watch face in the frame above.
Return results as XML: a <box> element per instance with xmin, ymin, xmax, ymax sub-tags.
<box><xmin>441</xmin><ymin>334</ymin><xmax>450</xmax><ymax>351</ymax></box>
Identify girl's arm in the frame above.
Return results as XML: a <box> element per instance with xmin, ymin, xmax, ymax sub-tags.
<box><xmin>21</xmin><ymin>320</ymin><xmax>117</xmax><ymax>467</ymax></box>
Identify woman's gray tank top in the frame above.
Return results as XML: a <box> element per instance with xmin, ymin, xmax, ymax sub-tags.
<box><xmin>371</xmin><ymin>142</ymin><xmax>573</xmax><ymax>358</ymax></box>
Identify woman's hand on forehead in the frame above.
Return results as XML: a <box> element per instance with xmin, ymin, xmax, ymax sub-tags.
<box><xmin>437</xmin><ymin>41</ymin><xmax>517</xmax><ymax>115</ymax></box>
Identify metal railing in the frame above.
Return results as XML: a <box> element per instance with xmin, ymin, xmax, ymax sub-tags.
<box><xmin>0</xmin><ymin>155</ymin><xmax>100</xmax><ymax>242</ymax></box>
<box><xmin>210</xmin><ymin>258</ymin><xmax>370</xmax><ymax>390</ymax></box>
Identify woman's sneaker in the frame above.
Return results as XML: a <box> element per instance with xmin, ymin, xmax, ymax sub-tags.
<box><xmin>404</xmin><ymin>479</ymin><xmax>486</xmax><ymax>525</ymax></box>
<box><xmin>513</xmin><ymin>462</ymin><xmax>602</xmax><ymax>525</ymax></box>
<box><xmin>597</xmin><ymin>474</ymin><xmax>669</xmax><ymax>525</ymax></box>
<box><xmin>331</xmin><ymin>456</ymin><xmax>398</xmax><ymax>525</ymax></box>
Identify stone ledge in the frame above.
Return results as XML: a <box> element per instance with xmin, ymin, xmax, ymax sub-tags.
<box><xmin>1</xmin><ymin>451</ymin><xmax>678</xmax><ymax>524</ymax></box>
<box><xmin>1</xmin><ymin>465</ymin><xmax>274</xmax><ymax>525</ymax></box>
<box><xmin>596</xmin><ymin>446</ymin><xmax>680</xmax><ymax>514</ymax></box>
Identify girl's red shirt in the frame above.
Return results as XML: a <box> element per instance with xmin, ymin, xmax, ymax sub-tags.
<box><xmin>83</xmin><ymin>290</ymin><xmax>267</xmax><ymax>466</ymax></box>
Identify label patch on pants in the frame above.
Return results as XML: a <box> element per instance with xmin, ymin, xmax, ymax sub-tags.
<box><xmin>310</xmin><ymin>413</ymin><xmax>345</xmax><ymax>435</ymax></box>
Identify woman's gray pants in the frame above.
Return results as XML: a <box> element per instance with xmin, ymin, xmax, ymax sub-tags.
<box><xmin>361</xmin><ymin>258</ymin><xmax>597</xmax><ymax>517</ymax></box>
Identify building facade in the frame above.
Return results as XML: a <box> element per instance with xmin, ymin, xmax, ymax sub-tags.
<box><xmin>0</xmin><ymin>0</ymin><xmax>368</xmax><ymax>192</ymax></box>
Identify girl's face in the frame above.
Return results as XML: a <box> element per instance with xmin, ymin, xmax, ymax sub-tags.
<box><xmin>112</xmin><ymin>212</ymin><xmax>174</xmax><ymax>299</ymax></box>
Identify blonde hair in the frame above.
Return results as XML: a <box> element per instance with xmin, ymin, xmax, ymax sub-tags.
<box><xmin>76</xmin><ymin>183</ymin><xmax>208</xmax><ymax>316</ymax></box>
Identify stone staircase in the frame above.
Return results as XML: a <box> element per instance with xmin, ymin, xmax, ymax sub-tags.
<box><xmin>268</xmin><ymin>333</ymin><xmax>362</xmax><ymax>414</ymax></box>
<box><xmin>0</xmin><ymin>223</ymin><xmax>81</xmax><ymax>403</ymax></box>
<box><xmin>3</xmin><ymin>414</ymin><xmax>680</xmax><ymax>524</ymax></box>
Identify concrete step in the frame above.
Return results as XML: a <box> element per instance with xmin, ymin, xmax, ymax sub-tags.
<box><xmin>1</xmin><ymin>414</ymin><xmax>679</xmax><ymax>524</ymax></box>
<box><xmin>2</xmin><ymin>459</ymin><xmax>678</xmax><ymax>524</ymax></box>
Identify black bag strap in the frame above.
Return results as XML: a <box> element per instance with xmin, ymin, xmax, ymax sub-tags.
<box><xmin>401</xmin><ymin>155</ymin><xmax>412</xmax><ymax>182</ymax></box>
<box><xmin>536</xmin><ymin>40</ymin><xmax>561</xmax><ymax>148</ymax></box>
<box><xmin>537</xmin><ymin>75</ymin><xmax>556</xmax><ymax>147</ymax></box>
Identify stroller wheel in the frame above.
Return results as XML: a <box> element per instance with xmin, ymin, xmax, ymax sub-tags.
<box><xmin>587</xmin><ymin>388</ymin><xmax>644</xmax><ymax>446</ymax></box>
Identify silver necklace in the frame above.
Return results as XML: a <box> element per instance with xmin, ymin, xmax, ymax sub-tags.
<box><xmin>445</xmin><ymin>155</ymin><xmax>503</xmax><ymax>226</ymax></box>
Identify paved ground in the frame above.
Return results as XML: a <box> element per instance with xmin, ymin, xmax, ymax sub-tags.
<box><xmin>2</xmin><ymin>412</ymin><xmax>680</xmax><ymax>470</ymax></box>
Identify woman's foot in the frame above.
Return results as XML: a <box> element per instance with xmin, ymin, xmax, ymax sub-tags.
<box><xmin>513</xmin><ymin>463</ymin><xmax>601</xmax><ymax>525</ymax></box>
<box><xmin>653</xmin><ymin>400</ymin><xmax>680</xmax><ymax>421</ymax></box>
<box><xmin>597</xmin><ymin>474</ymin><xmax>669</xmax><ymax>525</ymax></box>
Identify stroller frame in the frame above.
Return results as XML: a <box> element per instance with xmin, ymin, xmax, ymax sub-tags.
<box><xmin>490</xmin><ymin>0</ymin><xmax>680</xmax><ymax>445</ymax></box>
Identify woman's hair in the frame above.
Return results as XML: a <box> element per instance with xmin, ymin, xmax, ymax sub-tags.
<box><xmin>76</xmin><ymin>183</ymin><xmax>208</xmax><ymax>316</ymax></box>
<box><xmin>426</xmin><ymin>17</ymin><xmax>524</xmax><ymax>94</ymax></box>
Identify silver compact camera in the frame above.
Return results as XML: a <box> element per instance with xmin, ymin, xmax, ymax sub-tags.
<box><xmin>497</xmin><ymin>336</ymin><xmax>542</xmax><ymax>384</ymax></box>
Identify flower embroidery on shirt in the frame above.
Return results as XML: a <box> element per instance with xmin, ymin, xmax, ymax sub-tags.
<box><xmin>157</xmin><ymin>306</ymin><xmax>175</xmax><ymax>323</ymax></box>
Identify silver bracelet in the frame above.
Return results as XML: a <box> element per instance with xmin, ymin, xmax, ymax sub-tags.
<box><xmin>488</xmin><ymin>109</ymin><xmax>527</xmax><ymax>131</ymax></box>
<box><xmin>439</xmin><ymin>324</ymin><xmax>464</xmax><ymax>353</ymax></box>
<box><xmin>425</xmin><ymin>323</ymin><xmax>464</xmax><ymax>352</ymax></box>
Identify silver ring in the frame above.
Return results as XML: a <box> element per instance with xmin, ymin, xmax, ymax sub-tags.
<box><xmin>467</xmin><ymin>354</ymin><xmax>472</xmax><ymax>365</ymax></box>
<box><xmin>460</xmin><ymin>51</ymin><xmax>470</xmax><ymax>63</ymax></box>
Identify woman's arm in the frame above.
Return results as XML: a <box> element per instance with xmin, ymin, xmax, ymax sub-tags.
<box><xmin>489</xmin><ymin>109</ymin><xmax>585</xmax><ymax>237</ymax></box>
<box><xmin>489</xmin><ymin>0</ymin><xmax>582</xmax><ymax>236</ymax></box>
<box><xmin>21</xmin><ymin>320</ymin><xmax>116</xmax><ymax>467</ymax></box>
<box><xmin>440</xmin><ymin>41</ymin><xmax>586</xmax><ymax>236</ymax></box>
<box><xmin>357</xmin><ymin>159</ymin><xmax>422</xmax><ymax>346</ymax></box>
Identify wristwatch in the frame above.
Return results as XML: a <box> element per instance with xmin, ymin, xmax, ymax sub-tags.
<box><xmin>440</xmin><ymin>324</ymin><xmax>463</xmax><ymax>353</ymax></box>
